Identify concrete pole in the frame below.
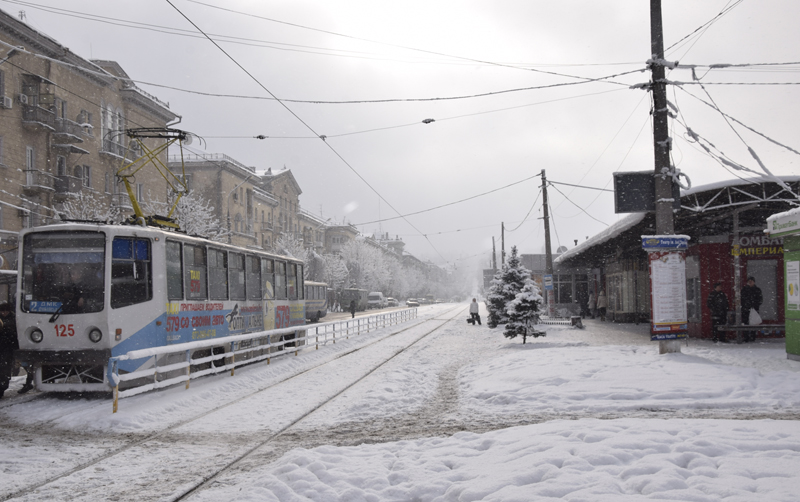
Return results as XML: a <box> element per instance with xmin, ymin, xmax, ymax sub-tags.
<box><xmin>651</xmin><ymin>0</ymin><xmax>680</xmax><ymax>354</ymax></box>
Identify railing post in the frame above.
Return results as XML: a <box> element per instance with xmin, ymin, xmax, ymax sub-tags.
<box><xmin>230</xmin><ymin>342</ymin><xmax>236</xmax><ymax>376</ymax></box>
<box><xmin>112</xmin><ymin>359</ymin><xmax>119</xmax><ymax>414</ymax></box>
<box><xmin>185</xmin><ymin>350</ymin><xmax>191</xmax><ymax>390</ymax></box>
<box><xmin>316</xmin><ymin>326</ymin><xmax>319</xmax><ymax>350</ymax></box>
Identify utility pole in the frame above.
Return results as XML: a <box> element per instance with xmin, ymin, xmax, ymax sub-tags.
<box><xmin>501</xmin><ymin>222</ymin><xmax>505</xmax><ymax>266</ymax></box>
<box><xmin>541</xmin><ymin>169</ymin><xmax>553</xmax><ymax>314</ymax></box>
<box><xmin>492</xmin><ymin>237</ymin><xmax>497</xmax><ymax>271</ymax></box>
<box><xmin>651</xmin><ymin>0</ymin><xmax>680</xmax><ymax>353</ymax></box>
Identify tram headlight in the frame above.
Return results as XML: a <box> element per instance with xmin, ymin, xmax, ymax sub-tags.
<box><xmin>30</xmin><ymin>329</ymin><xmax>43</xmax><ymax>343</ymax></box>
<box><xmin>88</xmin><ymin>329</ymin><xmax>103</xmax><ymax>343</ymax></box>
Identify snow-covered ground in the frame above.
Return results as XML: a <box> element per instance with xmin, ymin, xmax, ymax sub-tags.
<box><xmin>2</xmin><ymin>303</ymin><xmax>800</xmax><ymax>501</ymax></box>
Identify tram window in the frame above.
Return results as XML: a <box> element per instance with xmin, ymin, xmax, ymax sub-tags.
<box><xmin>111</xmin><ymin>237</ymin><xmax>152</xmax><ymax>308</ymax></box>
<box><xmin>246</xmin><ymin>255</ymin><xmax>261</xmax><ymax>300</ymax></box>
<box><xmin>184</xmin><ymin>244</ymin><xmax>207</xmax><ymax>300</ymax></box>
<box><xmin>229</xmin><ymin>252</ymin><xmax>246</xmax><ymax>300</ymax></box>
<box><xmin>208</xmin><ymin>248</ymin><xmax>228</xmax><ymax>300</ymax></box>
<box><xmin>261</xmin><ymin>259</ymin><xmax>274</xmax><ymax>299</ymax></box>
<box><xmin>166</xmin><ymin>241</ymin><xmax>183</xmax><ymax>300</ymax></box>
<box><xmin>298</xmin><ymin>265</ymin><xmax>304</xmax><ymax>300</ymax></box>
<box><xmin>287</xmin><ymin>263</ymin><xmax>297</xmax><ymax>300</ymax></box>
<box><xmin>275</xmin><ymin>261</ymin><xmax>287</xmax><ymax>300</ymax></box>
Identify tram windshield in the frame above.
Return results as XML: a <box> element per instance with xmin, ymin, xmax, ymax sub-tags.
<box><xmin>21</xmin><ymin>231</ymin><xmax>106</xmax><ymax>314</ymax></box>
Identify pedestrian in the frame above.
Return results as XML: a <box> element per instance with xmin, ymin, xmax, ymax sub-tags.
<box><xmin>469</xmin><ymin>298</ymin><xmax>481</xmax><ymax>325</ymax></box>
<box><xmin>596</xmin><ymin>290</ymin><xmax>607</xmax><ymax>321</ymax></box>
<box><xmin>349</xmin><ymin>299</ymin><xmax>356</xmax><ymax>319</ymax></box>
<box><xmin>741</xmin><ymin>276</ymin><xmax>763</xmax><ymax>343</ymax></box>
<box><xmin>588</xmin><ymin>291</ymin><xmax>596</xmax><ymax>319</ymax></box>
<box><xmin>0</xmin><ymin>302</ymin><xmax>18</xmax><ymax>399</ymax></box>
<box><xmin>707</xmin><ymin>282</ymin><xmax>729</xmax><ymax>343</ymax></box>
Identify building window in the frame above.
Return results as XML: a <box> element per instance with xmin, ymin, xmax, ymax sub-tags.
<box><xmin>83</xmin><ymin>165</ymin><xmax>91</xmax><ymax>187</ymax></box>
<box><xmin>136</xmin><ymin>183</ymin><xmax>144</xmax><ymax>202</ymax></box>
<box><xmin>105</xmin><ymin>173</ymin><xmax>111</xmax><ymax>193</ymax></box>
<box><xmin>74</xmin><ymin>165</ymin><xmax>83</xmax><ymax>182</ymax></box>
<box><xmin>26</xmin><ymin>146</ymin><xmax>35</xmax><ymax>170</ymax></box>
<box><xmin>554</xmin><ymin>274</ymin><xmax>573</xmax><ymax>304</ymax></box>
<box><xmin>0</xmin><ymin>69</ymin><xmax>4</xmax><ymax>97</ymax></box>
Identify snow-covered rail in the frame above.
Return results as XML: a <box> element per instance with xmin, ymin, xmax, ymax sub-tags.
<box><xmin>108</xmin><ymin>308</ymin><xmax>418</xmax><ymax>412</ymax></box>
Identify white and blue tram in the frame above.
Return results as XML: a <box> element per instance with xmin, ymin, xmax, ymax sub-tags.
<box><xmin>303</xmin><ymin>281</ymin><xmax>328</xmax><ymax>323</ymax></box>
<box><xmin>15</xmin><ymin>222</ymin><xmax>306</xmax><ymax>392</ymax></box>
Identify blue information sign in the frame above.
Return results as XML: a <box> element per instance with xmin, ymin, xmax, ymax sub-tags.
<box><xmin>641</xmin><ymin>236</ymin><xmax>689</xmax><ymax>250</ymax></box>
<box><xmin>543</xmin><ymin>274</ymin><xmax>553</xmax><ymax>291</ymax></box>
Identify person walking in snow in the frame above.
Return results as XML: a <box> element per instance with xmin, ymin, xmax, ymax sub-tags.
<box><xmin>469</xmin><ymin>298</ymin><xmax>481</xmax><ymax>325</ymax></box>
<box><xmin>707</xmin><ymin>282</ymin><xmax>729</xmax><ymax>343</ymax></box>
<box><xmin>349</xmin><ymin>300</ymin><xmax>356</xmax><ymax>319</ymax></box>
<box><xmin>740</xmin><ymin>276</ymin><xmax>763</xmax><ymax>343</ymax></box>
<box><xmin>596</xmin><ymin>290</ymin><xmax>608</xmax><ymax>321</ymax></box>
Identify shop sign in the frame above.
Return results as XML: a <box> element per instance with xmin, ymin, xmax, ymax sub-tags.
<box><xmin>766</xmin><ymin>208</ymin><xmax>800</xmax><ymax>237</ymax></box>
<box><xmin>731</xmin><ymin>235</ymin><xmax>783</xmax><ymax>256</ymax></box>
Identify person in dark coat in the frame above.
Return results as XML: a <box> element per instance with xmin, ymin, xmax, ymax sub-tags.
<box><xmin>0</xmin><ymin>302</ymin><xmax>18</xmax><ymax>399</ymax></box>
<box><xmin>349</xmin><ymin>299</ymin><xmax>356</xmax><ymax>319</ymax></box>
<box><xmin>740</xmin><ymin>276</ymin><xmax>763</xmax><ymax>343</ymax></box>
<box><xmin>707</xmin><ymin>282</ymin><xmax>729</xmax><ymax>343</ymax></box>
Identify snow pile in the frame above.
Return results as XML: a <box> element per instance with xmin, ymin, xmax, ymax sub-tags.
<box><xmin>460</xmin><ymin>343</ymin><xmax>800</xmax><ymax>416</ymax></box>
<box><xmin>195</xmin><ymin>419</ymin><xmax>800</xmax><ymax>501</ymax></box>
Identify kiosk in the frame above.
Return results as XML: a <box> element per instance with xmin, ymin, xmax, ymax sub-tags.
<box><xmin>766</xmin><ymin>208</ymin><xmax>800</xmax><ymax>361</ymax></box>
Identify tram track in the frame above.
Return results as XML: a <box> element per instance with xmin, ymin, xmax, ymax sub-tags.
<box><xmin>1</xmin><ymin>305</ymin><xmax>463</xmax><ymax>502</ymax></box>
<box><xmin>171</xmin><ymin>305</ymin><xmax>466</xmax><ymax>502</ymax></box>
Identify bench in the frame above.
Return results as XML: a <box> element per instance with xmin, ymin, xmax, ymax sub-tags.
<box><xmin>715</xmin><ymin>324</ymin><xmax>785</xmax><ymax>343</ymax></box>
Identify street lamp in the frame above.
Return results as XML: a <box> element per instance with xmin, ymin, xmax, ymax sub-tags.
<box><xmin>226</xmin><ymin>175</ymin><xmax>254</xmax><ymax>244</ymax></box>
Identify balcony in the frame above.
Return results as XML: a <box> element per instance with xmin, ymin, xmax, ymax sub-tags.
<box><xmin>22</xmin><ymin>105</ymin><xmax>55</xmax><ymax>131</ymax></box>
<box><xmin>260</xmin><ymin>221</ymin><xmax>273</xmax><ymax>231</ymax></box>
<box><xmin>111</xmin><ymin>193</ymin><xmax>133</xmax><ymax>211</ymax></box>
<box><xmin>54</xmin><ymin>175</ymin><xmax>83</xmax><ymax>198</ymax></box>
<box><xmin>23</xmin><ymin>170</ymin><xmax>55</xmax><ymax>194</ymax></box>
<box><xmin>54</xmin><ymin>118</ymin><xmax>85</xmax><ymax>143</ymax></box>
<box><xmin>100</xmin><ymin>139</ymin><xmax>135</xmax><ymax>162</ymax></box>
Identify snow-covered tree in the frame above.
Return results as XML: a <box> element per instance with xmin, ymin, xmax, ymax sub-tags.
<box><xmin>142</xmin><ymin>191</ymin><xmax>228</xmax><ymax>241</ymax></box>
<box><xmin>275</xmin><ymin>233</ymin><xmax>309</xmax><ymax>262</ymax></box>
<box><xmin>57</xmin><ymin>191</ymin><xmax>121</xmax><ymax>223</ymax></box>
<box><xmin>486</xmin><ymin>246</ymin><xmax>531</xmax><ymax>328</ymax></box>
<box><xmin>505</xmin><ymin>281</ymin><xmax>543</xmax><ymax>343</ymax></box>
<box><xmin>321</xmin><ymin>253</ymin><xmax>349</xmax><ymax>290</ymax></box>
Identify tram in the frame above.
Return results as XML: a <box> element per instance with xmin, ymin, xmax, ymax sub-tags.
<box><xmin>15</xmin><ymin>222</ymin><xmax>306</xmax><ymax>392</ymax></box>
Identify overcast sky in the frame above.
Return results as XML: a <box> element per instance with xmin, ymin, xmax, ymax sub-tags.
<box><xmin>5</xmin><ymin>0</ymin><xmax>799</xmax><ymax>269</ymax></box>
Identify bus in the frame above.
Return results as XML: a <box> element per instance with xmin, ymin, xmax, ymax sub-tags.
<box><xmin>304</xmin><ymin>281</ymin><xmax>328</xmax><ymax>323</ymax></box>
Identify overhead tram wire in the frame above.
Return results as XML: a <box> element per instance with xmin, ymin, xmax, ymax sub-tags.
<box><xmin>184</xmin><ymin>0</ymin><xmax>642</xmax><ymax>88</ymax></box>
<box><xmin>353</xmin><ymin>173</ymin><xmax>542</xmax><ymax>226</ymax></box>
<box><xmin>163</xmin><ymin>1</ymin><xmax>449</xmax><ymax>263</ymax></box>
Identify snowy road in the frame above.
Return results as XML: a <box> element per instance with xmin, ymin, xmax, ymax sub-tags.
<box><xmin>2</xmin><ymin>304</ymin><xmax>800</xmax><ymax>501</ymax></box>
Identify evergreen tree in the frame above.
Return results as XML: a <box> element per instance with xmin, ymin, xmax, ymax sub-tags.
<box><xmin>486</xmin><ymin>246</ymin><xmax>532</xmax><ymax>328</ymax></box>
<box><xmin>505</xmin><ymin>281</ymin><xmax>543</xmax><ymax>343</ymax></box>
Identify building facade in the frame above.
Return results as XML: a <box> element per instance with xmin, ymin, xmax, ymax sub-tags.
<box><xmin>0</xmin><ymin>8</ymin><xmax>178</xmax><ymax>273</ymax></box>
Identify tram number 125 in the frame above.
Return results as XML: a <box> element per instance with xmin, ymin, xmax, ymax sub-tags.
<box><xmin>55</xmin><ymin>324</ymin><xmax>75</xmax><ymax>337</ymax></box>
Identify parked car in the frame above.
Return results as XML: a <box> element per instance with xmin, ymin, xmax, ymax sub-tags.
<box><xmin>386</xmin><ymin>297</ymin><xmax>399</xmax><ymax>307</ymax></box>
<box><xmin>406</xmin><ymin>298</ymin><xmax>420</xmax><ymax>307</ymax></box>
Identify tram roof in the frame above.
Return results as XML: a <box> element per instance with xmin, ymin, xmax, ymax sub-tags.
<box><xmin>20</xmin><ymin>222</ymin><xmax>303</xmax><ymax>264</ymax></box>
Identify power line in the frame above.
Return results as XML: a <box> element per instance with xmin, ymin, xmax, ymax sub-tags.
<box><xmin>548</xmin><ymin>181</ymin><xmax>613</xmax><ymax>192</ymax></box>
<box><xmin>505</xmin><ymin>188</ymin><xmax>542</xmax><ymax>232</ymax></box>
<box><xmin>354</xmin><ymin>173</ymin><xmax>542</xmax><ymax>226</ymax></box>
<box><xmin>547</xmin><ymin>183</ymin><xmax>608</xmax><ymax>226</ymax></box>
<box><xmin>665</xmin><ymin>0</ymin><xmax>744</xmax><ymax>54</ymax></box>
<box><xmin>163</xmin><ymin>0</ymin><xmax>449</xmax><ymax>263</ymax></box>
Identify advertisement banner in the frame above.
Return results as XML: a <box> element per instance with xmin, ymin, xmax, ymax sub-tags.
<box><xmin>647</xmin><ymin>250</ymin><xmax>688</xmax><ymax>340</ymax></box>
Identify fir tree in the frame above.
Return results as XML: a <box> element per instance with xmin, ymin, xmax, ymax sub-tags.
<box><xmin>505</xmin><ymin>281</ymin><xmax>543</xmax><ymax>343</ymax></box>
<box><xmin>486</xmin><ymin>246</ymin><xmax>532</xmax><ymax>328</ymax></box>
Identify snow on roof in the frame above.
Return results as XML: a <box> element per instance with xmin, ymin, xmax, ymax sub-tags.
<box><xmin>680</xmin><ymin>175</ymin><xmax>800</xmax><ymax>198</ymax></box>
<box><xmin>554</xmin><ymin>212</ymin><xmax>646</xmax><ymax>264</ymax></box>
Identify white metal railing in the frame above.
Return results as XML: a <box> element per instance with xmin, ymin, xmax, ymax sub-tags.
<box><xmin>108</xmin><ymin>308</ymin><xmax>418</xmax><ymax>412</ymax></box>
